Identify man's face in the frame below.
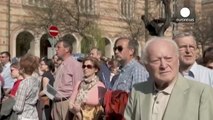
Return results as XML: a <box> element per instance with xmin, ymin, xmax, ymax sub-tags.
<box><xmin>55</xmin><ymin>42</ymin><xmax>67</xmax><ymax>58</ymax></box>
<box><xmin>113</xmin><ymin>39</ymin><xmax>133</xmax><ymax>64</ymax></box>
<box><xmin>0</xmin><ymin>53</ymin><xmax>9</xmax><ymax>65</ymax></box>
<box><xmin>89</xmin><ymin>49</ymin><xmax>100</xmax><ymax>59</ymax></box>
<box><xmin>175</xmin><ymin>36</ymin><xmax>197</xmax><ymax>67</ymax></box>
<box><xmin>146</xmin><ymin>40</ymin><xmax>179</xmax><ymax>83</ymax></box>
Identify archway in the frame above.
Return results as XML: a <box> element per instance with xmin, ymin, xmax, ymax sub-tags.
<box><xmin>40</xmin><ymin>34</ymin><xmax>51</xmax><ymax>58</ymax></box>
<box><xmin>103</xmin><ymin>38</ymin><xmax>111</xmax><ymax>58</ymax></box>
<box><xmin>16</xmin><ymin>31</ymin><xmax>34</xmax><ymax>57</ymax></box>
<box><xmin>80</xmin><ymin>37</ymin><xmax>95</xmax><ymax>54</ymax></box>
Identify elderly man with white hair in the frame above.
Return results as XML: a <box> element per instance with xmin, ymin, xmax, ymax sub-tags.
<box><xmin>124</xmin><ymin>37</ymin><xmax>213</xmax><ymax>120</ymax></box>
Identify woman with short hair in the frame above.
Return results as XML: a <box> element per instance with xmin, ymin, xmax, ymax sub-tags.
<box><xmin>13</xmin><ymin>54</ymin><xmax>40</xmax><ymax>120</ymax></box>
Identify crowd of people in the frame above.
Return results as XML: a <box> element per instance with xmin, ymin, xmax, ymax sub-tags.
<box><xmin>0</xmin><ymin>31</ymin><xmax>212</xmax><ymax>120</ymax></box>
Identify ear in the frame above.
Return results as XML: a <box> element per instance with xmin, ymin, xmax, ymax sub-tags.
<box><xmin>95</xmin><ymin>69</ymin><xmax>98</xmax><ymax>74</ymax></box>
<box><xmin>195</xmin><ymin>48</ymin><xmax>200</xmax><ymax>59</ymax></box>
<box><xmin>64</xmin><ymin>47</ymin><xmax>70</xmax><ymax>53</ymax></box>
<box><xmin>129</xmin><ymin>48</ymin><xmax>134</xmax><ymax>56</ymax></box>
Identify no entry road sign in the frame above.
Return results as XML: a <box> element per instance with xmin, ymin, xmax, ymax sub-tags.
<box><xmin>48</xmin><ymin>25</ymin><xmax>59</xmax><ymax>37</ymax></box>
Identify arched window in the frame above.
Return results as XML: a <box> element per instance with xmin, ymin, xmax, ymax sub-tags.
<box><xmin>22</xmin><ymin>0</ymin><xmax>45</xmax><ymax>7</ymax></box>
<box><xmin>78</xmin><ymin>0</ymin><xmax>95</xmax><ymax>14</ymax></box>
<box><xmin>121</xmin><ymin>0</ymin><xmax>133</xmax><ymax>19</ymax></box>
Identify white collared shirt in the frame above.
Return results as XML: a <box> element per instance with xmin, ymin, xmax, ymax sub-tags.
<box><xmin>1</xmin><ymin>62</ymin><xmax>14</xmax><ymax>88</ymax></box>
<box><xmin>181</xmin><ymin>62</ymin><xmax>213</xmax><ymax>87</ymax></box>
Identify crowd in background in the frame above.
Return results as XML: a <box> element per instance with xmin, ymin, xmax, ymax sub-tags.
<box><xmin>0</xmin><ymin>31</ymin><xmax>212</xmax><ymax>120</ymax></box>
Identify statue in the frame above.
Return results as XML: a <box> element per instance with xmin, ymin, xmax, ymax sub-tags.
<box><xmin>142</xmin><ymin>0</ymin><xmax>171</xmax><ymax>36</ymax></box>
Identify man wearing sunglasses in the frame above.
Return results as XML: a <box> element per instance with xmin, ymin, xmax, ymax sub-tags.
<box><xmin>112</xmin><ymin>37</ymin><xmax>149</xmax><ymax>92</ymax></box>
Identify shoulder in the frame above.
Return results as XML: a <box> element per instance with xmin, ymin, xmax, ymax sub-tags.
<box><xmin>186</xmin><ymin>78</ymin><xmax>213</xmax><ymax>91</ymax></box>
<box><xmin>194</xmin><ymin>64</ymin><xmax>213</xmax><ymax>75</ymax></box>
<box><xmin>96</xmin><ymin>81</ymin><xmax>106</xmax><ymax>88</ymax></box>
<box><xmin>132</xmin><ymin>81</ymin><xmax>152</xmax><ymax>92</ymax></box>
<box><xmin>70</xmin><ymin>56</ymin><xmax>81</xmax><ymax>64</ymax></box>
<box><xmin>186</xmin><ymin>79</ymin><xmax>213</xmax><ymax>101</ymax></box>
<box><xmin>43</xmin><ymin>71</ymin><xmax>53</xmax><ymax>78</ymax></box>
<box><xmin>42</xmin><ymin>72</ymin><xmax>49</xmax><ymax>77</ymax></box>
<box><xmin>75</xmin><ymin>81</ymin><xmax>82</xmax><ymax>87</ymax></box>
<box><xmin>64</xmin><ymin>56</ymin><xmax>82</xmax><ymax>71</ymax></box>
<box><xmin>131</xmin><ymin>60</ymin><xmax>147</xmax><ymax>71</ymax></box>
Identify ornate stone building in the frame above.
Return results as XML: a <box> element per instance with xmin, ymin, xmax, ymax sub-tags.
<box><xmin>0</xmin><ymin>0</ymin><xmax>202</xmax><ymax>58</ymax></box>
<box><xmin>203</xmin><ymin>0</ymin><xmax>213</xmax><ymax>15</ymax></box>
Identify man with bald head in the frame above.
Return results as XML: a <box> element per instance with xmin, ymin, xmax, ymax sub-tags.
<box><xmin>124</xmin><ymin>37</ymin><xmax>213</xmax><ymax>120</ymax></box>
<box><xmin>173</xmin><ymin>32</ymin><xmax>213</xmax><ymax>87</ymax></box>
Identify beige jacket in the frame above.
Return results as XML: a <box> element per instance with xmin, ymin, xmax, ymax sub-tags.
<box><xmin>124</xmin><ymin>74</ymin><xmax>213</xmax><ymax>120</ymax></box>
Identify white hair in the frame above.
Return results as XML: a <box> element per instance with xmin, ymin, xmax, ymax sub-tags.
<box><xmin>142</xmin><ymin>36</ymin><xmax>179</xmax><ymax>64</ymax></box>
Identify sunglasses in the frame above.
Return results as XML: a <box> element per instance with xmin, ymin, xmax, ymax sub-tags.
<box><xmin>82</xmin><ymin>64</ymin><xmax>94</xmax><ymax>69</ymax></box>
<box><xmin>113</xmin><ymin>46</ymin><xmax>123</xmax><ymax>52</ymax></box>
<box><xmin>10</xmin><ymin>68</ymin><xmax>16</xmax><ymax>72</ymax></box>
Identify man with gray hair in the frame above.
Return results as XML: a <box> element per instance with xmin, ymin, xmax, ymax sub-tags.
<box><xmin>173</xmin><ymin>32</ymin><xmax>213</xmax><ymax>87</ymax></box>
<box><xmin>52</xmin><ymin>39</ymin><xmax>83</xmax><ymax>120</ymax></box>
<box><xmin>124</xmin><ymin>37</ymin><xmax>213</xmax><ymax>120</ymax></box>
<box><xmin>112</xmin><ymin>37</ymin><xmax>149</xmax><ymax>92</ymax></box>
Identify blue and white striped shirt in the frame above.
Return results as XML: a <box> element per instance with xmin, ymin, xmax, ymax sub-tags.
<box><xmin>112</xmin><ymin>59</ymin><xmax>149</xmax><ymax>92</ymax></box>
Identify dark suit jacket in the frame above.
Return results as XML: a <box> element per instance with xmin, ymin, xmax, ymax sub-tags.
<box><xmin>124</xmin><ymin>74</ymin><xmax>213</xmax><ymax>120</ymax></box>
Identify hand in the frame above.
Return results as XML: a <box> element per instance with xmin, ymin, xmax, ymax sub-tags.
<box><xmin>75</xmin><ymin>112</ymin><xmax>82</xmax><ymax>120</ymax></box>
<box><xmin>69</xmin><ymin>101</ymin><xmax>74</xmax><ymax>110</ymax></box>
<box><xmin>73</xmin><ymin>104</ymin><xmax>81</xmax><ymax>113</ymax></box>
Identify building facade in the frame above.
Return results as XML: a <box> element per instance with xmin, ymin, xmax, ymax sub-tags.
<box><xmin>0</xmin><ymin>0</ymin><xmax>201</xmax><ymax>58</ymax></box>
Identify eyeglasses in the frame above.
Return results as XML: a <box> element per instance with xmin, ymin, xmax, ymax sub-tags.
<box><xmin>113</xmin><ymin>46</ymin><xmax>123</xmax><ymax>52</ymax></box>
<box><xmin>82</xmin><ymin>64</ymin><xmax>94</xmax><ymax>69</ymax></box>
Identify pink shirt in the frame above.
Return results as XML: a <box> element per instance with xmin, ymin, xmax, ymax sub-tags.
<box><xmin>71</xmin><ymin>81</ymin><xmax>106</xmax><ymax>105</ymax></box>
<box><xmin>54</xmin><ymin>56</ymin><xmax>83</xmax><ymax>98</ymax></box>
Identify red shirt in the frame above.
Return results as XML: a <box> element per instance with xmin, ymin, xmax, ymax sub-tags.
<box><xmin>10</xmin><ymin>79</ymin><xmax>22</xmax><ymax>96</ymax></box>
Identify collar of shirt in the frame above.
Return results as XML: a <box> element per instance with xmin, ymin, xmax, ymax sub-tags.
<box><xmin>181</xmin><ymin>62</ymin><xmax>197</xmax><ymax>79</ymax></box>
<box><xmin>61</xmin><ymin>56</ymin><xmax>75</xmax><ymax>66</ymax></box>
<box><xmin>153</xmin><ymin>77</ymin><xmax>177</xmax><ymax>95</ymax></box>
<box><xmin>3</xmin><ymin>62</ymin><xmax>11</xmax><ymax>68</ymax></box>
<box><xmin>120</xmin><ymin>59</ymin><xmax>136</xmax><ymax>72</ymax></box>
<box><xmin>188</xmin><ymin>62</ymin><xmax>198</xmax><ymax>78</ymax></box>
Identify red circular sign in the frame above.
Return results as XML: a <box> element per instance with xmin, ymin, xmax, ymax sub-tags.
<box><xmin>48</xmin><ymin>25</ymin><xmax>59</xmax><ymax>37</ymax></box>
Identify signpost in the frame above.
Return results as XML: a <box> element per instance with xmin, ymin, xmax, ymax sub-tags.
<box><xmin>48</xmin><ymin>25</ymin><xmax>59</xmax><ymax>58</ymax></box>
